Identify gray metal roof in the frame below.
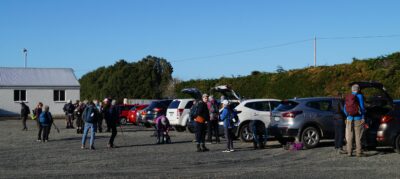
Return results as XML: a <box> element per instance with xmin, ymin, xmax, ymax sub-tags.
<box><xmin>0</xmin><ymin>67</ymin><xmax>80</xmax><ymax>87</ymax></box>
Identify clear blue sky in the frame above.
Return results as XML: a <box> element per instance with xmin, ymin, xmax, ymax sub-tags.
<box><xmin>1</xmin><ymin>0</ymin><xmax>399</xmax><ymax>80</ymax></box>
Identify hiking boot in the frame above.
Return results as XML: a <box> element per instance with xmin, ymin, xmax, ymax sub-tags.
<box><xmin>90</xmin><ymin>146</ymin><xmax>95</xmax><ymax>150</ymax></box>
<box><xmin>196</xmin><ymin>144</ymin><xmax>202</xmax><ymax>152</ymax></box>
<box><xmin>201</xmin><ymin>144</ymin><xmax>209</xmax><ymax>152</ymax></box>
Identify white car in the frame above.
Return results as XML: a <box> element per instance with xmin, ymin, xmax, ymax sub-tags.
<box><xmin>166</xmin><ymin>99</ymin><xmax>194</xmax><ymax>132</ymax></box>
<box><xmin>234</xmin><ymin>99</ymin><xmax>281</xmax><ymax>142</ymax></box>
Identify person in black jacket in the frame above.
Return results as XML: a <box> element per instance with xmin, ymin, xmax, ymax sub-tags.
<box><xmin>105</xmin><ymin>99</ymin><xmax>119</xmax><ymax>148</ymax></box>
<box><xmin>193</xmin><ymin>94</ymin><xmax>210</xmax><ymax>152</ymax></box>
<box><xmin>20</xmin><ymin>102</ymin><xmax>30</xmax><ymax>131</ymax></box>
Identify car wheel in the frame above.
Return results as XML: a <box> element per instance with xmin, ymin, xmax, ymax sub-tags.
<box><xmin>301</xmin><ymin>127</ymin><xmax>320</xmax><ymax>149</ymax></box>
<box><xmin>119</xmin><ymin>117</ymin><xmax>127</xmax><ymax>125</ymax></box>
<box><xmin>239</xmin><ymin>123</ymin><xmax>253</xmax><ymax>142</ymax></box>
<box><xmin>395</xmin><ymin>134</ymin><xmax>400</xmax><ymax>153</ymax></box>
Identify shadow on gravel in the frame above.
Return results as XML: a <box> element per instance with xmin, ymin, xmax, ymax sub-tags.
<box><xmin>117</xmin><ymin>140</ymin><xmax>194</xmax><ymax>148</ymax></box>
<box><xmin>49</xmin><ymin>136</ymin><xmax>109</xmax><ymax>142</ymax></box>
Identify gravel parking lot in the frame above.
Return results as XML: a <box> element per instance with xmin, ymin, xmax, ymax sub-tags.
<box><xmin>1</xmin><ymin>118</ymin><xmax>400</xmax><ymax>179</ymax></box>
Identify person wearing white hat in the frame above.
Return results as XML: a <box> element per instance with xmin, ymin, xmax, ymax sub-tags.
<box><xmin>220</xmin><ymin>100</ymin><xmax>238</xmax><ymax>152</ymax></box>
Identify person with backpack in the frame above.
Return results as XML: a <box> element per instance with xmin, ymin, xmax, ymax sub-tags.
<box><xmin>250</xmin><ymin>120</ymin><xmax>267</xmax><ymax>150</ymax></box>
<box><xmin>155</xmin><ymin>115</ymin><xmax>171</xmax><ymax>144</ymax></box>
<box><xmin>206</xmin><ymin>95</ymin><xmax>220</xmax><ymax>144</ymax></box>
<box><xmin>39</xmin><ymin>105</ymin><xmax>53</xmax><ymax>142</ymax></box>
<box><xmin>34</xmin><ymin>102</ymin><xmax>43</xmax><ymax>141</ymax></box>
<box><xmin>81</xmin><ymin>101</ymin><xmax>99</xmax><ymax>150</ymax></box>
<box><xmin>343</xmin><ymin>84</ymin><xmax>366</xmax><ymax>157</ymax></box>
<box><xmin>193</xmin><ymin>94</ymin><xmax>210</xmax><ymax>152</ymax></box>
<box><xmin>105</xmin><ymin>99</ymin><xmax>119</xmax><ymax>148</ymax></box>
<box><xmin>220</xmin><ymin>100</ymin><xmax>238</xmax><ymax>152</ymax></box>
<box><xmin>94</xmin><ymin>100</ymin><xmax>103</xmax><ymax>133</ymax></box>
<box><xmin>63</xmin><ymin>99</ymin><xmax>75</xmax><ymax>129</ymax></box>
<box><xmin>20</xmin><ymin>102</ymin><xmax>30</xmax><ymax>131</ymax></box>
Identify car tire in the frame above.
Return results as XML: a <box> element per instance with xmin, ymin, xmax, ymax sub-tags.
<box><xmin>119</xmin><ymin>117</ymin><xmax>127</xmax><ymax>125</ymax></box>
<box><xmin>301</xmin><ymin>127</ymin><xmax>320</xmax><ymax>149</ymax></box>
<box><xmin>395</xmin><ymin>134</ymin><xmax>400</xmax><ymax>153</ymax></box>
<box><xmin>239</xmin><ymin>123</ymin><xmax>254</xmax><ymax>142</ymax></box>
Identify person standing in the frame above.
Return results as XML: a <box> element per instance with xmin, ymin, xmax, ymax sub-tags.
<box><xmin>220</xmin><ymin>100</ymin><xmax>237</xmax><ymax>152</ymax></box>
<box><xmin>193</xmin><ymin>94</ymin><xmax>210</xmax><ymax>152</ymax></box>
<box><xmin>81</xmin><ymin>101</ymin><xmax>100</xmax><ymax>150</ymax></box>
<box><xmin>343</xmin><ymin>84</ymin><xmax>366</xmax><ymax>157</ymax></box>
<box><xmin>94</xmin><ymin>100</ymin><xmax>103</xmax><ymax>133</ymax></box>
<box><xmin>34</xmin><ymin>102</ymin><xmax>43</xmax><ymax>141</ymax></box>
<box><xmin>250</xmin><ymin>120</ymin><xmax>266</xmax><ymax>150</ymax></box>
<box><xmin>105</xmin><ymin>99</ymin><xmax>119</xmax><ymax>148</ymax></box>
<box><xmin>206</xmin><ymin>96</ymin><xmax>220</xmax><ymax>144</ymax></box>
<box><xmin>20</xmin><ymin>102</ymin><xmax>30</xmax><ymax>131</ymax></box>
<box><xmin>63</xmin><ymin>99</ymin><xmax>75</xmax><ymax>129</ymax></box>
<box><xmin>334</xmin><ymin>94</ymin><xmax>346</xmax><ymax>154</ymax></box>
<box><xmin>39</xmin><ymin>105</ymin><xmax>53</xmax><ymax>142</ymax></box>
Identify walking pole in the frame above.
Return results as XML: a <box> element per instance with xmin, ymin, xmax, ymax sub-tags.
<box><xmin>53</xmin><ymin>122</ymin><xmax>60</xmax><ymax>133</ymax></box>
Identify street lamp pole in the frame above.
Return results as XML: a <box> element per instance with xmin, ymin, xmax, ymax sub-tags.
<box><xmin>23</xmin><ymin>48</ymin><xmax>27</xmax><ymax>68</ymax></box>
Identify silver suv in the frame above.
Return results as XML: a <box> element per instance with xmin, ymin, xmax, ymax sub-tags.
<box><xmin>269</xmin><ymin>97</ymin><xmax>343</xmax><ymax>149</ymax></box>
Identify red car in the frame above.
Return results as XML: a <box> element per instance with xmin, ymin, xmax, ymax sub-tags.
<box><xmin>127</xmin><ymin>104</ymin><xmax>149</xmax><ymax>125</ymax></box>
<box><xmin>118</xmin><ymin>104</ymin><xmax>136</xmax><ymax>125</ymax></box>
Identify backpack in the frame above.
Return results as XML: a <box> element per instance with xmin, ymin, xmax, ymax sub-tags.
<box><xmin>39</xmin><ymin>112</ymin><xmax>50</xmax><ymax>124</ymax></box>
<box><xmin>84</xmin><ymin>106</ymin><xmax>96</xmax><ymax>123</ymax></box>
<box><xmin>345</xmin><ymin>93</ymin><xmax>360</xmax><ymax>116</ymax></box>
<box><xmin>190</xmin><ymin>102</ymin><xmax>199</xmax><ymax>120</ymax></box>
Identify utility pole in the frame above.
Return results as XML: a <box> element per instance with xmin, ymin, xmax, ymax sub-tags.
<box><xmin>23</xmin><ymin>48</ymin><xmax>28</xmax><ymax>68</ymax></box>
<box><xmin>314</xmin><ymin>36</ymin><xmax>317</xmax><ymax>67</ymax></box>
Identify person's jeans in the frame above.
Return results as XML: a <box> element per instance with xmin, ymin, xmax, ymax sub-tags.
<box><xmin>21</xmin><ymin>115</ymin><xmax>27</xmax><ymax>129</ymax></box>
<box><xmin>334</xmin><ymin>119</ymin><xmax>345</xmax><ymax>149</ymax></box>
<box><xmin>345</xmin><ymin>120</ymin><xmax>364</xmax><ymax>155</ymax></box>
<box><xmin>195</xmin><ymin>122</ymin><xmax>206</xmax><ymax>144</ymax></box>
<box><xmin>42</xmin><ymin>125</ymin><xmax>49</xmax><ymax>141</ymax></box>
<box><xmin>225</xmin><ymin>128</ymin><xmax>234</xmax><ymax>150</ymax></box>
<box><xmin>82</xmin><ymin>123</ymin><xmax>97</xmax><ymax>147</ymax></box>
<box><xmin>108</xmin><ymin>125</ymin><xmax>117</xmax><ymax>146</ymax></box>
<box><xmin>37</xmin><ymin>126</ymin><xmax>43</xmax><ymax>140</ymax></box>
<box><xmin>207</xmin><ymin>120</ymin><xmax>220</xmax><ymax>142</ymax></box>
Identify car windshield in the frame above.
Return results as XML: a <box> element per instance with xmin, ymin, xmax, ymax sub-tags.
<box><xmin>275</xmin><ymin>101</ymin><xmax>299</xmax><ymax>111</ymax></box>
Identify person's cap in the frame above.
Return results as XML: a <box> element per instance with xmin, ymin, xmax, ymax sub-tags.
<box><xmin>202</xmin><ymin>93</ymin><xmax>209</xmax><ymax>98</ymax></box>
<box><xmin>222</xmin><ymin>100</ymin><xmax>229</xmax><ymax>105</ymax></box>
<box><xmin>351</xmin><ymin>84</ymin><xmax>360</xmax><ymax>92</ymax></box>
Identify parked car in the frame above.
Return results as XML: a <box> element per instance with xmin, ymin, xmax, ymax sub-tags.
<box><xmin>211</xmin><ymin>85</ymin><xmax>241</xmax><ymax>109</ymax></box>
<box><xmin>167</xmin><ymin>99</ymin><xmax>194</xmax><ymax>132</ymax></box>
<box><xmin>234</xmin><ymin>99</ymin><xmax>281</xmax><ymax>142</ymax></box>
<box><xmin>269</xmin><ymin>97</ymin><xmax>343</xmax><ymax>149</ymax></box>
<box><xmin>118</xmin><ymin>104</ymin><xmax>136</xmax><ymax>125</ymax></box>
<box><xmin>139</xmin><ymin>99</ymin><xmax>173</xmax><ymax>127</ymax></box>
<box><xmin>269</xmin><ymin>81</ymin><xmax>394</xmax><ymax>149</ymax></box>
<box><xmin>127</xmin><ymin>104</ymin><xmax>148</xmax><ymax>125</ymax></box>
<box><xmin>377</xmin><ymin>100</ymin><xmax>400</xmax><ymax>153</ymax></box>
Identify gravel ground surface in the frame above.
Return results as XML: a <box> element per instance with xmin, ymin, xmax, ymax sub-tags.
<box><xmin>1</xmin><ymin>119</ymin><xmax>400</xmax><ymax>179</ymax></box>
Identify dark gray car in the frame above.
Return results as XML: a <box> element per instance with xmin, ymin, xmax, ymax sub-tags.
<box><xmin>269</xmin><ymin>97</ymin><xmax>343</xmax><ymax>149</ymax></box>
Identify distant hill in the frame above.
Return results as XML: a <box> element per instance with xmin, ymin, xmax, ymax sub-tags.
<box><xmin>175</xmin><ymin>52</ymin><xmax>400</xmax><ymax>99</ymax></box>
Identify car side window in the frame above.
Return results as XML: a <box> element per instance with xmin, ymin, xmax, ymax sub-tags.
<box><xmin>270</xmin><ymin>101</ymin><xmax>280</xmax><ymax>111</ymax></box>
<box><xmin>245</xmin><ymin>102</ymin><xmax>271</xmax><ymax>111</ymax></box>
<box><xmin>185</xmin><ymin>101</ymin><xmax>194</xmax><ymax>109</ymax></box>
<box><xmin>306</xmin><ymin>101</ymin><xmax>332</xmax><ymax>112</ymax></box>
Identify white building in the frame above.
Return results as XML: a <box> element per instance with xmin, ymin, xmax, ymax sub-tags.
<box><xmin>0</xmin><ymin>67</ymin><xmax>80</xmax><ymax>117</ymax></box>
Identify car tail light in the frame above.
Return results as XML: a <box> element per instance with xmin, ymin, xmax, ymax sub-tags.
<box><xmin>154</xmin><ymin>108</ymin><xmax>161</xmax><ymax>112</ymax></box>
<box><xmin>177</xmin><ymin>108</ymin><xmax>184</xmax><ymax>117</ymax></box>
<box><xmin>141</xmin><ymin>111</ymin><xmax>146</xmax><ymax>115</ymax></box>
<box><xmin>282</xmin><ymin>111</ymin><xmax>303</xmax><ymax>119</ymax></box>
<box><xmin>381</xmin><ymin>115</ymin><xmax>393</xmax><ymax>123</ymax></box>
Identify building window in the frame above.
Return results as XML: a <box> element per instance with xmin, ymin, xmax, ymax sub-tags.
<box><xmin>14</xmin><ymin>90</ymin><xmax>26</xmax><ymax>101</ymax></box>
<box><xmin>54</xmin><ymin>90</ymin><xmax>65</xmax><ymax>101</ymax></box>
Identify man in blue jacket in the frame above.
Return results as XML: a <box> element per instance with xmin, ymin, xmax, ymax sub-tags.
<box><xmin>343</xmin><ymin>84</ymin><xmax>366</xmax><ymax>157</ymax></box>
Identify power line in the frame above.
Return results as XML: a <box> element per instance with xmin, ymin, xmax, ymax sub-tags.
<box><xmin>171</xmin><ymin>34</ymin><xmax>400</xmax><ymax>63</ymax></box>
<box><xmin>172</xmin><ymin>38</ymin><xmax>314</xmax><ymax>62</ymax></box>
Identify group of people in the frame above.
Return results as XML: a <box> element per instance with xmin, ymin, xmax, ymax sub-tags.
<box><xmin>335</xmin><ymin>84</ymin><xmax>367</xmax><ymax>157</ymax></box>
<box><xmin>20</xmin><ymin>98</ymin><xmax>121</xmax><ymax>150</ymax></box>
